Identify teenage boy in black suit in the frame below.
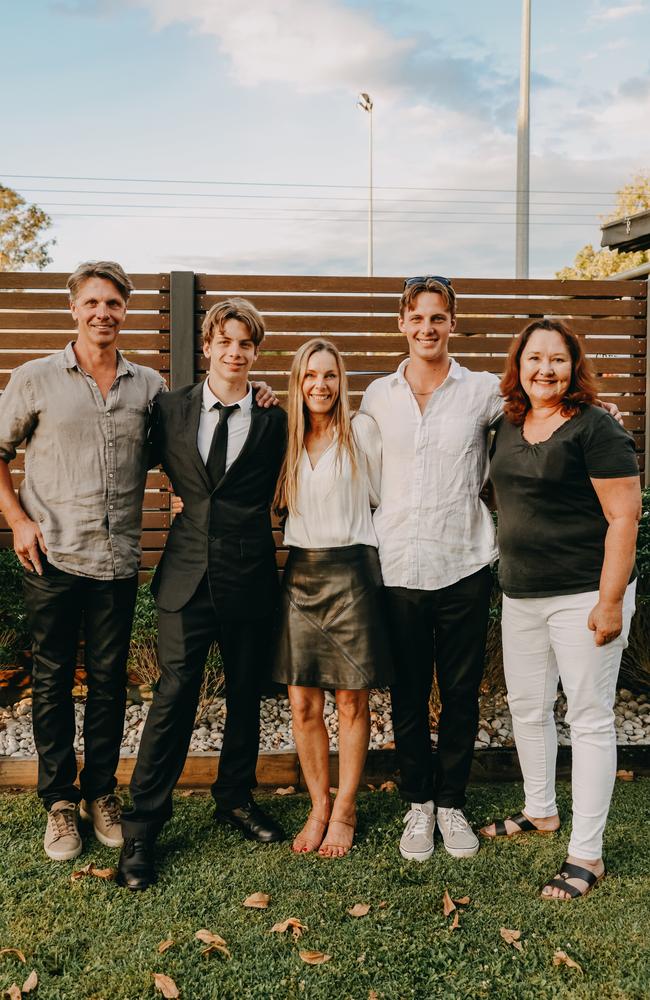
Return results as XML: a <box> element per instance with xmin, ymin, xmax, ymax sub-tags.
<box><xmin>118</xmin><ymin>298</ymin><xmax>287</xmax><ymax>890</ymax></box>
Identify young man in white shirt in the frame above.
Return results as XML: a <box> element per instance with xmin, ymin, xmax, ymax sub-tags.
<box><xmin>360</xmin><ymin>276</ymin><xmax>502</xmax><ymax>861</ymax></box>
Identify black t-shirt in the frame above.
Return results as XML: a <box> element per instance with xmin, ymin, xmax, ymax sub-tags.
<box><xmin>490</xmin><ymin>405</ymin><xmax>639</xmax><ymax>598</ymax></box>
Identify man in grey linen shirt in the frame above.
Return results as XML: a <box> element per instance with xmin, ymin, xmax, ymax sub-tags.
<box><xmin>0</xmin><ymin>261</ymin><xmax>165</xmax><ymax>862</ymax></box>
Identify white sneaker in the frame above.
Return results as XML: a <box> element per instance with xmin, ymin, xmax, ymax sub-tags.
<box><xmin>436</xmin><ymin>807</ymin><xmax>479</xmax><ymax>858</ymax></box>
<box><xmin>399</xmin><ymin>801</ymin><xmax>435</xmax><ymax>861</ymax></box>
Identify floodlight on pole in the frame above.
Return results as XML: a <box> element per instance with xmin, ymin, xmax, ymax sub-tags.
<box><xmin>357</xmin><ymin>91</ymin><xmax>374</xmax><ymax>277</ymax></box>
<box><xmin>515</xmin><ymin>0</ymin><xmax>531</xmax><ymax>278</ymax></box>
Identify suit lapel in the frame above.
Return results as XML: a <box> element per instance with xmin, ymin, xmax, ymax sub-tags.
<box><xmin>182</xmin><ymin>382</ymin><xmax>212</xmax><ymax>491</ymax></box>
<box><xmin>211</xmin><ymin>401</ymin><xmax>270</xmax><ymax>493</ymax></box>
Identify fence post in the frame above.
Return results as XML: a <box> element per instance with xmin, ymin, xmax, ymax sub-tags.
<box><xmin>646</xmin><ymin>277</ymin><xmax>650</xmax><ymax>488</ymax></box>
<box><xmin>170</xmin><ymin>270</ymin><xmax>196</xmax><ymax>389</ymax></box>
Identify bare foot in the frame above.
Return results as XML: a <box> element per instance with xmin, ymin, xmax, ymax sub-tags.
<box><xmin>541</xmin><ymin>855</ymin><xmax>605</xmax><ymax>900</ymax></box>
<box><xmin>292</xmin><ymin>812</ymin><xmax>328</xmax><ymax>854</ymax></box>
<box><xmin>318</xmin><ymin>815</ymin><xmax>356</xmax><ymax>859</ymax></box>
<box><xmin>480</xmin><ymin>810</ymin><xmax>560</xmax><ymax>838</ymax></box>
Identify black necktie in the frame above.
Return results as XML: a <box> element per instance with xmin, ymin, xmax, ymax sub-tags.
<box><xmin>205</xmin><ymin>403</ymin><xmax>238</xmax><ymax>486</ymax></box>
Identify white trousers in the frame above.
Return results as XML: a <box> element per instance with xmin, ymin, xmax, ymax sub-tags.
<box><xmin>501</xmin><ymin>581</ymin><xmax>636</xmax><ymax>860</ymax></box>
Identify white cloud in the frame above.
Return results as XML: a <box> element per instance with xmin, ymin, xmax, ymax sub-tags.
<box><xmin>590</xmin><ymin>3</ymin><xmax>645</xmax><ymax>22</ymax></box>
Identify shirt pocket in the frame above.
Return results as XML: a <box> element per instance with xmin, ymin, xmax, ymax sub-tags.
<box><xmin>437</xmin><ymin>414</ymin><xmax>479</xmax><ymax>457</ymax></box>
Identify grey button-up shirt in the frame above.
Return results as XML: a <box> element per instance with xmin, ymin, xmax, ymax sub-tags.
<box><xmin>0</xmin><ymin>342</ymin><xmax>166</xmax><ymax>579</ymax></box>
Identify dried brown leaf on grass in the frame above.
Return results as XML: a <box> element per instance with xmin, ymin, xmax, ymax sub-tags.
<box><xmin>71</xmin><ymin>862</ymin><xmax>116</xmax><ymax>882</ymax></box>
<box><xmin>157</xmin><ymin>939</ymin><xmax>175</xmax><ymax>954</ymax></box>
<box><xmin>500</xmin><ymin>927</ymin><xmax>523</xmax><ymax>951</ymax></box>
<box><xmin>616</xmin><ymin>769</ymin><xmax>635</xmax><ymax>781</ymax></box>
<box><xmin>5</xmin><ymin>985</ymin><xmax>21</xmax><ymax>1000</ymax></box>
<box><xmin>553</xmin><ymin>950</ymin><xmax>583</xmax><ymax>973</ymax></box>
<box><xmin>377</xmin><ymin>901</ymin><xmax>387</xmax><ymax>909</ymax></box>
<box><xmin>453</xmin><ymin>896</ymin><xmax>470</xmax><ymax>905</ymax></box>
<box><xmin>243</xmin><ymin>892</ymin><xmax>270</xmax><ymax>909</ymax></box>
<box><xmin>368</xmin><ymin>991</ymin><xmax>380</xmax><ymax>1000</ymax></box>
<box><xmin>0</xmin><ymin>949</ymin><xmax>26</xmax><ymax>963</ymax></box>
<box><xmin>299</xmin><ymin>950</ymin><xmax>331</xmax><ymax>965</ymax></box>
<box><xmin>347</xmin><ymin>903</ymin><xmax>370</xmax><ymax>918</ymax></box>
<box><xmin>153</xmin><ymin>972</ymin><xmax>180</xmax><ymax>998</ymax></box>
<box><xmin>442</xmin><ymin>890</ymin><xmax>456</xmax><ymax>917</ymax></box>
<box><xmin>194</xmin><ymin>930</ymin><xmax>231</xmax><ymax>959</ymax></box>
<box><xmin>379</xmin><ymin>781</ymin><xmax>397</xmax><ymax>793</ymax></box>
<box><xmin>274</xmin><ymin>786</ymin><xmax>296</xmax><ymax>796</ymax></box>
<box><xmin>22</xmin><ymin>970</ymin><xmax>38</xmax><ymax>993</ymax></box>
<box><xmin>270</xmin><ymin>918</ymin><xmax>308</xmax><ymax>939</ymax></box>
<box><xmin>450</xmin><ymin>911</ymin><xmax>460</xmax><ymax>931</ymax></box>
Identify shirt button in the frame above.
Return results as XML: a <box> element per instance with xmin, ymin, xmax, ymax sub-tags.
<box><xmin>109</xmin><ymin>505</ymin><xmax>114</xmax><ymax>510</ymax></box>
<box><xmin>109</xmin><ymin>473</ymin><xmax>114</xmax><ymax>478</ymax></box>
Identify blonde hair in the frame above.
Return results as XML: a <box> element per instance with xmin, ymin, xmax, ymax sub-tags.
<box><xmin>274</xmin><ymin>339</ymin><xmax>357</xmax><ymax>517</ymax></box>
<box><xmin>67</xmin><ymin>261</ymin><xmax>134</xmax><ymax>303</ymax></box>
<box><xmin>202</xmin><ymin>297</ymin><xmax>265</xmax><ymax>349</ymax></box>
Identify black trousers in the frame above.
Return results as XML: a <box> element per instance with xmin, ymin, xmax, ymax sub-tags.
<box><xmin>384</xmin><ymin>565</ymin><xmax>493</xmax><ymax>808</ymax></box>
<box><xmin>22</xmin><ymin>560</ymin><xmax>138</xmax><ymax>811</ymax></box>
<box><xmin>122</xmin><ymin>574</ymin><xmax>273</xmax><ymax>838</ymax></box>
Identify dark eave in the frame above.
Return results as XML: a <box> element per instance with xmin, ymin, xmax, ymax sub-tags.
<box><xmin>601</xmin><ymin>207</ymin><xmax>650</xmax><ymax>253</ymax></box>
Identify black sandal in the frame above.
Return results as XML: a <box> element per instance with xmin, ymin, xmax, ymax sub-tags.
<box><xmin>481</xmin><ymin>811</ymin><xmax>558</xmax><ymax>839</ymax></box>
<box><xmin>541</xmin><ymin>859</ymin><xmax>605</xmax><ymax>900</ymax></box>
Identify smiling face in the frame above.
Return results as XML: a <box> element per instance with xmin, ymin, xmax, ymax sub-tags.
<box><xmin>203</xmin><ymin>317</ymin><xmax>259</xmax><ymax>389</ymax></box>
<box><xmin>70</xmin><ymin>276</ymin><xmax>127</xmax><ymax>350</ymax></box>
<box><xmin>519</xmin><ymin>327</ymin><xmax>573</xmax><ymax>409</ymax></box>
<box><xmin>301</xmin><ymin>349</ymin><xmax>340</xmax><ymax>417</ymax></box>
<box><xmin>398</xmin><ymin>290</ymin><xmax>455</xmax><ymax>366</ymax></box>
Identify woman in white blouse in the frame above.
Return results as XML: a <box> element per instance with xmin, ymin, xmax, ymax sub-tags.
<box><xmin>273</xmin><ymin>338</ymin><xmax>393</xmax><ymax>858</ymax></box>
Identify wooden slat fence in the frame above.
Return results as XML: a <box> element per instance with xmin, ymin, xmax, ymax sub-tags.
<box><xmin>1</xmin><ymin>272</ymin><xmax>648</xmax><ymax>576</ymax></box>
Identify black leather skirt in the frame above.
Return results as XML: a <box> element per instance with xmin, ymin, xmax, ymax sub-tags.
<box><xmin>272</xmin><ymin>544</ymin><xmax>394</xmax><ymax>690</ymax></box>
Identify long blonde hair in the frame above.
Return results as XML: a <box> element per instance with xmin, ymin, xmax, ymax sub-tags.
<box><xmin>274</xmin><ymin>338</ymin><xmax>357</xmax><ymax>517</ymax></box>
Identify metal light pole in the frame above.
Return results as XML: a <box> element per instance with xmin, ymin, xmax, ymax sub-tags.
<box><xmin>516</xmin><ymin>0</ymin><xmax>531</xmax><ymax>278</ymax></box>
<box><xmin>357</xmin><ymin>92</ymin><xmax>374</xmax><ymax>277</ymax></box>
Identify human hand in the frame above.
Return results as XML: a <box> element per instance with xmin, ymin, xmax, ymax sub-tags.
<box><xmin>170</xmin><ymin>494</ymin><xmax>184</xmax><ymax>516</ymax></box>
<box><xmin>251</xmin><ymin>380</ymin><xmax>279</xmax><ymax>408</ymax></box>
<box><xmin>13</xmin><ymin>517</ymin><xmax>47</xmax><ymax>574</ymax></box>
<box><xmin>587</xmin><ymin>600</ymin><xmax>623</xmax><ymax>646</ymax></box>
<box><xmin>594</xmin><ymin>399</ymin><xmax>624</xmax><ymax>426</ymax></box>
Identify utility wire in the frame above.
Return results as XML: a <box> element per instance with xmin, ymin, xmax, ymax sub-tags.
<box><xmin>49</xmin><ymin>211</ymin><xmax>600</xmax><ymax>226</ymax></box>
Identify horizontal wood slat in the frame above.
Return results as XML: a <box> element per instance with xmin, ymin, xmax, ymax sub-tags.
<box><xmin>194</xmin><ymin>313</ymin><xmax>645</xmax><ymax>335</ymax></box>
<box><xmin>2</xmin><ymin>332</ymin><xmax>170</xmax><ymax>350</ymax></box>
<box><xmin>198</xmin><ymin>293</ymin><xmax>645</xmax><ymax>317</ymax></box>
<box><xmin>0</xmin><ymin>273</ymin><xmax>169</xmax><ymax>290</ymax></box>
<box><xmin>196</xmin><ymin>274</ymin><xmax>647</xmax><ymax>297</ymax></box>
<box><xmin>0</xmin><ymin>352</ymin><xmax>168</xmax><ymax>371</ymax></box>
<box><xmin>0</xmin><ymin>292</ymin><xmax>169</xmax><ymax>310</ymax></box>
<box><xmin>0</xmin><ymin>313</ymin><xmax>169</xmax><ymax>331</ymax></box>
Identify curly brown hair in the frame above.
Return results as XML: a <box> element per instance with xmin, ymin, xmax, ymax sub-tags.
<box><xmin>501</xmin><ymin>319</ymin><xmax>598</xmax><ymax>425</ymax></box>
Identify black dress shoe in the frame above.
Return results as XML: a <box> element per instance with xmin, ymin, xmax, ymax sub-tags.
<box><xmin>214</xmin><ymin>801</ymin><xmax>285</xmax><ymax>843</ymax></box>
<box><xmin>116</xmin><ymin>837</ymin><xmax>156</xmax><ymax>890</ymax></box>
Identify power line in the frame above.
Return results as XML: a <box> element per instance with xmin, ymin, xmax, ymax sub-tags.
<box><xmin>2</xmin><ymin>172</ymin><xmax>618</xmax><ymax>196</ymax></box>
<box><xmin>16</xmin><ymin>187</ymin><xmax>616</xmax><ymax>210</ymax></box>
<box><xmin>49</xmin><ymin>211</ymin><xmax>600</xmax><ymax>227</ymax></box>
<box><xmin>39</xmin><ymin>201</ymin><xmax>606</xmax><ymax>220</ymax></box>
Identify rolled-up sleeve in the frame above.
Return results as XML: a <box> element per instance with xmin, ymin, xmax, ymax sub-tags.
<box><xmin>353</xmin><ymin>412</ymin><xmax>382</xmax><ymax>506</ymax></box>
<box><xmin>0</xmin><ymin>368</ymin><xmax>37</xmax><ymax>462</ymax></box>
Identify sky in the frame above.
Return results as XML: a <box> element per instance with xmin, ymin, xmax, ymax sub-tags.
<box><xmin>2</xmin><ymin>0</ymin><xmax>649</xmax><ymax>278</ymax></box>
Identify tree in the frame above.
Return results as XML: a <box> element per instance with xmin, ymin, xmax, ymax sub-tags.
<box><xmin>0</xmin><ymin>184</ymin><xmax>55</xmax><ymax>270</ymax></box>
<box><xmin>556</xmin><ymin>171</ymin><xmax>650</xmax><ymax>279</ymax></box>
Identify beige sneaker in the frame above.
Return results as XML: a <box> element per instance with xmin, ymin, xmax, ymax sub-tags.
<box><xmin>44</xmin><ymin>801</ymin><xmax>82</xmax><ymax>861</ymax></box>
<box><xmin>80</xmin><ymin>793</ymin><xmax>123</xmax><ymax>848</ymax></box>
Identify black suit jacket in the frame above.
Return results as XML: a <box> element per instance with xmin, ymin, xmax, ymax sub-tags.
<box><xmin>150</xmin><ymin>381</ymin><xmax>287</xmax><ymax>617</ymax></box>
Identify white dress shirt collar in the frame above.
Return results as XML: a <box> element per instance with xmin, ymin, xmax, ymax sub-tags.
<box><xmin>202</xmin><ymin>379</ymin><xmax>253</xmax><ymax>414</ymax></box>
<box><xmin>394</xmin><ymin>355</ymin><xmax>463</xmax><ymax>387</ymax></box>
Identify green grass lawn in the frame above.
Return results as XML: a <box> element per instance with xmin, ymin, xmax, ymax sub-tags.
<box><xmin>1</xmin><ymin>780</ymin><xmax>649</xmax><ymax>1000</ymax></box>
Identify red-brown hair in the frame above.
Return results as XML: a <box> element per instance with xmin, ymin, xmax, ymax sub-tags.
<box><xmin>501</xmin><ymin>319</ymin><xmax>598</xmax><ymax>425</ymax></box>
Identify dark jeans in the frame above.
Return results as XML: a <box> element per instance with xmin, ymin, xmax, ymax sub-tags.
<box><xmin>22</xmin><ymin>560</ymin><xmax>138</xmax><ymax>810</ymax></box>
<box><xmin>385</xmin><ymin>565</ymin><xmax>493</xmax><ymax>808</ymax></box>
<box><xmin>122</xmin><ymin>574</ymin><xmax>273</xmax><ymax>839</ymax></box>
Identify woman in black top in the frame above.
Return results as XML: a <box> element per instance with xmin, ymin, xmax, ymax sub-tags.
<box><xmin>481</xmin><ymin>319</ymin><xmax>641</xmax><ymax>900</ymax></box>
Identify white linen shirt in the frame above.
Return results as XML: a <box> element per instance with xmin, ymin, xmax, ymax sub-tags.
<box><xmin>283</xmin><ymin>412</ymin><xmax>382</xmax><ymax>549</ymax></box>
<box><xmin>360</xmin><ymin>357</ymin><xmax>503</xmax><ymax>591</ymax></box>
<box><xmin>197</xmin><ymin>380</ymin><xmax>253</xmax><ymax>472</ymax></box>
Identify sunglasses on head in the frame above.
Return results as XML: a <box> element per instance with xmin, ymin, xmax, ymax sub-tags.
<box><xmin>403</xmin><ymin>275</ymin><xmax>454</xmax><ymax>290</ymax></box>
